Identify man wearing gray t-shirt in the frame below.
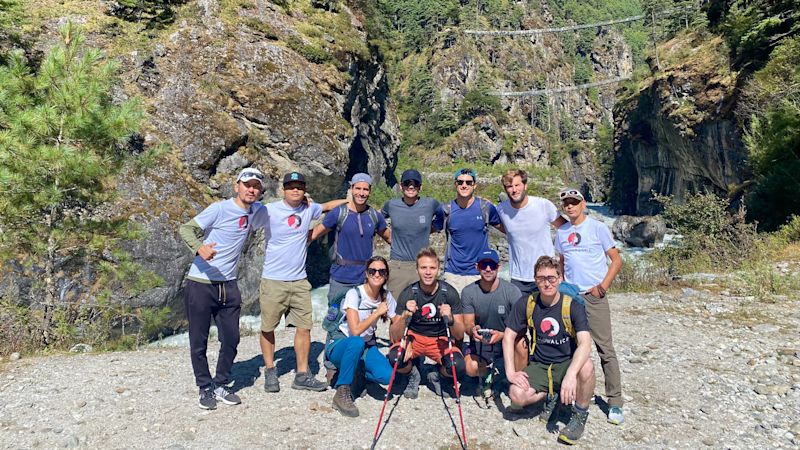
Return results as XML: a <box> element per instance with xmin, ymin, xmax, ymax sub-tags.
<box><xmin>381</xmin><ymin>169</ymin><xmax>444</xmax><ymax>297</ymax></box>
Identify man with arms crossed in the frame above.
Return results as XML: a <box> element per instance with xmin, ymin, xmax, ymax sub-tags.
<box><xmin>497</xmin><ymin>169</ymin><xmax>566</xmax><ymax>296</ymax></box>
<box><xmin>442</xmin><ymin>168</ymin><xmax>502</xmax><ymax>294</ymax></box>
<box><xmin>503</xmin><ymin>256</ymin><xmax>595</xmax><ymax>445</ymax></box>
<box><xmin>381</xmin><ymin>169</ymin><xmax>444</xmax><ymax>297</ymax></box>
<box><xmin>260</xmin><ymin>171</ymin><xmax>347</xmax><ymax>393</ymax></box>
<box><xmin>555</xmin><ymin>188</ymin><xmax>624</xmax><ymax>425</ymax></box>
<box><xmin>179</xmin><ymin>168</ymin><xmax>267</xmax><ymax>410</ymax></box>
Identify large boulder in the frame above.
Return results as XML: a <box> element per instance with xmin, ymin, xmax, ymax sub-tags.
<box><xmin>612</xmin><ymin>215</ymin><xmax>667</xmax><ymax>248</ymax></box>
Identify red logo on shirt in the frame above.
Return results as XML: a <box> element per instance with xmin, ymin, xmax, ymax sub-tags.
<box><xmin>567</xmin><ymin>232</ymin><xmax>581</xmax><ymax>246</ymax></box>
<box><xmin>238</xmin><ymin>216</ymin><xmax>249</xmax><ymax>229</ymax></box>
<box><xmin>287</xmin><ymin>214</ymin><xmax>302</xmax><ymax>229</ymax></box>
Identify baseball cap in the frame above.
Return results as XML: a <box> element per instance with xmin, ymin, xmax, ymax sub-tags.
<box><xmin>400</xmin><ymin>169</ymin><xmax>422</xmax><ymax>184</ymax></box>
<box><xmin>453</xmin><ymin>168</ymin><xmax>477</xmax><ymax>181</ymax></box>
<box><xmin>350</xmin><ymin>173</ymin><xmax>373</xmax><ymax>186</ymax></box>
<box><xmin>236</xmin><ymin>168</ymin><xmax>265</xmax><ymax>188</ymax></box>
<box><xmin>282</xmin><ymin>171</ymin><xmax>306</xmax><ymax>185</ymax></box>
<box><xmin>476</xmin><ymin>249</ymin><xmax>500</xmax><ymax>264</ymax></box>
<box><xmin>558</xmin><ymin>188</ymin><xmax>585</xmax><ymax>202</ymax></box>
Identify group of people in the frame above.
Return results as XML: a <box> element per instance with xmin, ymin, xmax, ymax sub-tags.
<box><xmin>179</xmin><ymin>166</ymin><xmax>623</xmax><ymax>444</ymax></box>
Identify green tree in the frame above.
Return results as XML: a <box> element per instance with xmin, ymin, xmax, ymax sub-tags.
<box><xmin>0</xmin><ymin>23</ymin><xmax>143</xmax><ymax>345</ymax></box>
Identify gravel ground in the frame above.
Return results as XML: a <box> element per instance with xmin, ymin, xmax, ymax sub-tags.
<box><xmin>1</xmin><ymin>289</ymin><xmax>798</xmax><ymax>449</ymax></box>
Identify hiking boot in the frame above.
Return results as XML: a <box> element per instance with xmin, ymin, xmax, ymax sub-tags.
<box><xmin>427</xmin><ymin>370</ymin><xmax>455</xmax><ymax>398</ymax></box>
<box><xmin>214</xmin><ymin>384</ymin><xmax>241</xmax><ymax>405</ymax></box>
<box><xmin>558</xmin><ymin>405</ymin><xmax>589</xmax><ymax>445</ymax></box>
<box><xmin>539</xmin><ymin>393</ymin><xmax>559</xmax><ymax>422</ymax></box>
<box><xmin>332</xmin><ymin>384</ymin><xmax>359</xmax><ymax>417</ymax></box>
<box><xmin>263</xmin><ymin>367</ymin><xmax>280</xmax><ymax>393</ymax></box>
<box><xmin>292</xmin><ymin>371</ymin><xmax>328</xmax><ymax>392</ymax></box>
<box><xmin>198</xmin><ymin>386</ymin><xmax>217</xmax><ymax>410</ymax></box>
<box><xmin>403</xmin><ymin>365</ymin><xmax>421</xmax><ymax>399</ymax></box>
<box><xmin>607</xmin><ymin>406</ymin><xmax>625</xmax><ymax>425</ymax></box>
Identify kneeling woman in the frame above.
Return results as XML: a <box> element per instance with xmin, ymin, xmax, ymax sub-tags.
<box><xmin>326</xmin><ymin>256</ymin><xmax>401</xmax><ymax>417</ymax></box>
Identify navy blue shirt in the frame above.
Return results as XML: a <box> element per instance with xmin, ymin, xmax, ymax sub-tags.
<box><xmin>444</xmin><ymin>198</ymin><xmax>501</xmax><ymax>275</ymax></box>
<box><xmin>323</xmin><ymin>205</ymin><xmax>387</xmax><ymax>284</ymax></box>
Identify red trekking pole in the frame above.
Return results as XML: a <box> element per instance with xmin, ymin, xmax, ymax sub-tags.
<box><xmin>444</xmin><ymin>317</ymin><xmax>467</xmax><ymax>449</ymax></box>
<box><xmin>371</xmin><ymin>317</ymin><xmax>412</xmax><ymax>450</ymax></box>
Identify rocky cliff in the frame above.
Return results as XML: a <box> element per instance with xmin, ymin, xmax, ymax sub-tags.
<box><xmin>610</xmin><ymin>33</ymin><xmax>749</xmax><ymax>215</ymax></box>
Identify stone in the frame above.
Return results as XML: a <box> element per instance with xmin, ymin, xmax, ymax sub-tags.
<box><xmin>69</xmin><ymin>344</ymin><xmax>92</xmax><ymax>353</ymax></box>
<box><xmin>612</xmin><ymin>215</ymin><xmax>667</xmax><ymax>247</ymax></box>
<box><xmin>754</xmin><ymin>385</ymin><xmax>790</xmax><ymax>396</ymax></box>
<box><xmin>776</xmin><ymin>347</ymin><xmax>798</xmax><ymax>356</ymax></box>
<box><xmin>65</xmin><ymin>435</ymin><xmax>79</xmax><ymax>448</ymax></box>
<box><xmin>10</xmin><ymin>352</ymin><xmax>20</xmax><ymax>361</ymax></box>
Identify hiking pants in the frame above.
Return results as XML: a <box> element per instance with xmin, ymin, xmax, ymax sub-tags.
<box><xmin>326</xmin><ymin>336</ymin><xmax>392</xmax><ymax>387</ymax></box>
<box><xmin>583</xmin><ymin>292</ymin><xmax>623</xmax><ymax>407</ymax></box>
<box><xmin>184</xmin><ymin>279</ymin><xmax>241</xmax><ymax>389</ymax></box>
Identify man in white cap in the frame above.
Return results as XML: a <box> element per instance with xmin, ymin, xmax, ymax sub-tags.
<box><xmin>178</xmin><ymin>167</ymin><xmax>267</xmax><ymax>410</ymax></box>
<box><xmin>311</xmin><ymin>173</ymin><xmax>391</xmax><ymax>302</ymax></box>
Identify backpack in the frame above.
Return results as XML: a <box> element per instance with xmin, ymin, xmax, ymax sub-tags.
<box><xmin>322</xmin><ymin>287</ymin><xmax>364</xmax><ymax>343</ymax></box>
<box><xmin>329</xmin><ymin>204</ymin><xmax>380</xmax><ymax>266</ymax></box>
<box><xmin>526</xmin><ymin>294</ymin><xmax>576</xmax><ymax>358</ymax></box>
<box><xmin>442</xmin><ymin>197</ymin><xmax>492</xmax><ymax>265</ymax></box>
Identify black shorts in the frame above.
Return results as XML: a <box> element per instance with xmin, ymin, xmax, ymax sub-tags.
<box><xmin>467</xmin><ymin>340</ymin><xmax>503</xmax><ymax>364</ymax></box>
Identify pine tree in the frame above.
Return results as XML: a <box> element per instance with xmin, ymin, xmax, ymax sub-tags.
<box><xmin>0</xmin><ymin>22</ymin><xmax>142</xmax><ymax>345</ymax></box>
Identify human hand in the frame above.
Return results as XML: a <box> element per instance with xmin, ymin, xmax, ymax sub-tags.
<box><xmin>471</xmin><ymin>326</ymin><xmax>483</xmax><ymax>342</ymax></box>
<box><xmin>197</xmin><ymin>243</ymin><xmax>217</xmax><ymax>261</ymax></box>
<box><xmin>439</xmin><ymin>304</ymin><xmax>452</xmax><ymax>318</ymax></box>
<box><xmin>375</xmin><ymin>301</ymin><xmax>389</xmax><ymax>317</ymax></box>
<box><xmin>487</xmin><ymin>330</ymin><xmax>503</xmax><ymax>345</ymax></box>
<box><xmin>560</xmin><ymin>374</ymin><xmax>578</xmax><ymax>405</ymax></box>
<box><xmin>589</xmin><ymin>285</ymin><xmax>606</xmax><ymax>298</ymax></box>
<box><xmin>506</xmin><ymin>371</ymin><xmax>530</xmax><ymax>391</ymax></box>
<box><xmin>406</xmin><ymin>300</ymin><xmax>417</xmax><ymax>315</ymax></box>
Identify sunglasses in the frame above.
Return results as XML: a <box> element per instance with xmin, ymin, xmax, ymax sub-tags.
<box><xmin>401</xmin><ymin>180</ymin><xmax>421</xmax><ymax>188</ymax></box>
<box><xmin>367</xmin><ymin>267</ymin><xmax>388</xmax><ymax>277</ymax></box>
<box><xmin>559</xmin><ymin>189</ymin><xmax>582</xmax><ymax>200</ymax></box>
<box><xmin>455</xmin><ymin>179</ymin><xmax>475</xmax><ymax>186</ymax></box>
<box><xmin>478</xmin><ymin>260</ymin><xmax>498</xmax><ymax>271</ymax></box>
<box><xmin>284</xmin><ymin>184</ymin><xmax>306</xmax><ymax>191</ymax></box>
<box><xmin>534</xmin><ymin>275</ymin><xmax>558</xmax><ymax>284</ymax></box>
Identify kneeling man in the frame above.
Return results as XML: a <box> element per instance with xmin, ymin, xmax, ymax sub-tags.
<box><xmin>502</xmin><ymin>256</ymin><xmax>595</xmax><ymax>445</ymax></box>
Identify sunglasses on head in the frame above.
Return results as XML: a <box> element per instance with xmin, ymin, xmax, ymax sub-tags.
<box><xmin>478</xmin><ymin>260</ymin><xmax>498</xmax><ymax>271</ymax></box>
<box><xmin>455</xmin><ymin>179</ymin><xmax>475</xmax><ymax>186</ymax></box>
<box><xmin>401</xmin><ymin>180</ymin><xmax>421</xmax><ymax>188</ymax></box>
<box><xmin>367</xmin><ymin>267</ymin><xmax>388</xmax><ymax>277</ymax></box>
<box><xmin>559</xmin><ymin>189</ymin><xmax>581</xmax><ymax>199</ymax></box>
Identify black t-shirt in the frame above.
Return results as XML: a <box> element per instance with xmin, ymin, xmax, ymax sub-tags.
<box><xmin>396</xmin><ymin>281</ymin><xmax>462</xmax><ymax>337</ymax></box>
<box><xmin>505</xmin><ymin>293</ymin><xmax>590</xmax><ymax>364</ymax></box>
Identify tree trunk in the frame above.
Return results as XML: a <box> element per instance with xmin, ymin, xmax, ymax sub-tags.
<box><xmin>40</xmin><ymin>208</ymin><xmax>59</xmax><ymax>346</ymax></box>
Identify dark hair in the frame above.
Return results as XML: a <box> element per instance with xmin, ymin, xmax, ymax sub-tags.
<box><xmin>415</xmin><ymin>247</ymin><xmax>439</xmax><ymax>267</ymax></box>
<box><xmin>534</xmin><ymin>255</ymin><xmax>562</xmax><ymax>276</ymax></box>
<box><xmin>365</xmin><ymin>256</ymin><xmax>390</xmax><ymax>322</ymax></box>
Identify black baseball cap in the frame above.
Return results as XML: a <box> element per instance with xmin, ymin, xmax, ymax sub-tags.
<box><xmin>400</xmin><ymin>169</ymin><xmax>422</xmax><ymax>184</ymax></box>
<box><xmin>282</xmin><ymin>171</ymin><xmax>306</xmax><ymax>185</ymax></box>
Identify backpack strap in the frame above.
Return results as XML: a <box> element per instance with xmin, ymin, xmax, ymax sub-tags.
<box><xmin>526</xmin><ymin>294</ymin><xmax>537</xmax><ymax>357</ymax></box>
<box><xmin>476</xmin><ymin>196</ymin><xmax>491</xmax><ymax>232</ymax></box>
<box><xmin>331</xmin><ymin>205</ymin><xmax>379</xmax><ymax>266</ymax></box>
<box><xmin>442</xmin><ymin>202</ymin><xmax>452</xmax><ymax>264</ymax></box>
<box><xmin>561</xmin><ymin>295</ymin><xmax>575</xmax><ymax>338</ymax></box>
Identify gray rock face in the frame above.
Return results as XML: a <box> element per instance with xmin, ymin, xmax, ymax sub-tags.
<box><xmin>612</xmin><ymin>215</ymin><xmax>667</xmax><ymax>247</ymax></box>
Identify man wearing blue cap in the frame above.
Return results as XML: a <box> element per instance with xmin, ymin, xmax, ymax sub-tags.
<box><xmin>381</xmin><ymin>169</ymin><xmax>445</xmax><ymax>298</ymax></box>
<box><xmin>311</xmin><ymin>173</ymin><xmax>391</xmax><ymax>302</ymax></box>
<box><xmin>442</xmin><ymin>168</ymin><xmax>503</xmax><ymax>294</ymax></box>
<box><xmin>462</xmin><ymin>249</ymin><xmax>522</xmax><ymax>396</ymax></box>
<box><xmin>259</xmin><ymin>172</ymin><xmax>348</xmax><ymax>394</ymax></box>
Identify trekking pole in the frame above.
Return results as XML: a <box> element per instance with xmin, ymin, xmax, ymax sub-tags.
<box><xmin>444</xmin><ymin>317</ymin><xmax>468</xmax><ymax>449</ymax></box>
<box><xmin>371</xmin><ymin>316</ymin><xmax>412</xmax><ymax>450</ymax></box>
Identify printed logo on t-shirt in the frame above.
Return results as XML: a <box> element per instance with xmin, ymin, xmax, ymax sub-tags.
<box><xmin>287</xmin><ymin>214</ymin><xmax>302</xmax><ymax>229</ymax></box>
<box><xmin>497</xmin><ymin>305</ymin><xmax>506</xmax><ymax>315</ymax></box>
<box><xmin>420</xmin><ymin>303</ymin><xmax>437</xmax><ymax>319</ymax></box>
<box><xmin>540</xmin><ymin>317</ymin><xmax>560</xmax><ymax>337</ymax></box>
<box><xmin>238</xmin><ymin>216</ymin><xmax>249</xmax><ymax>229</ymax></box>
<box><xmin>567</xmin><ymin>232</ymin><xmax>582</xmax><ymax>246</ymax></box>
<box><xmin>419</xmin><ymin>215</ymin><xmax>426</xmax><ymax>224</ymax></box>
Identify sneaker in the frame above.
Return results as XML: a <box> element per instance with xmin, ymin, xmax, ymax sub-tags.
<box><xmin>539</xmin><ymin>393</ymin><xmax>559</xmax><ymax>422</ymax></box>
<box><xmin>558</xmin><ymin>405</ymin><xmax>589</xmax><ymax>445</ymax></box>
<box><xmin>214</xmin><ymin>384</ymin><xmax>241</xmax><ymax>405</ymax></box>
<box><xmin>263</xmin><ymin>367</ymin><xmax>280</xmax><ymax>393</ymax></box>
<box><xmin>198</xmin><ymin>386</ymin><xmax>217</xmax><ymax>410</ymax></box>
<box><xmin>427</xmin><ymin>370</ymin><xmax>455</xmax><ymax>398</ymax></box>
<box><xmin>291</xmin><ymin>371</ymin><xmax>328</xmax><ymax>392</ymax></box>
<box><xmin>403</xmin><ymin>365</ymin><xmax>421</xmax><ymax>399</ymax></box>
<box><xmin>607</xmin><ymin>406</ymin><xmax>625</xmax><ymax>425</ymax></box>
<box><xmin>332</xmin><ymin>384</ymin><xmax>359</xmax><ymax>417</ymax></box>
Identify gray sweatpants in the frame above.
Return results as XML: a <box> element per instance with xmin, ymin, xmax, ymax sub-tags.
<box><xmin>583</xmin><ymin>292</ymin><xmax>623</xmax><ymax>408</ymax></box>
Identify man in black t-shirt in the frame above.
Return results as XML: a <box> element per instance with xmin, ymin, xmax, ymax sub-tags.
<box><xmin>389</xmin><ymin>247</ymin><xmax>465</xmax><ymax>399</ymax></box>
<box><xmin>502</xmin><ymin>256</ymin><xmax>595</xmax><ymax>445</ymax></box>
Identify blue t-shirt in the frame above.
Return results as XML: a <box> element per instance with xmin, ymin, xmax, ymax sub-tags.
<box><xmin>261</xmin><ymin>201</ymin><xmax>322</xmax><ymax>281</ymax></box>
<box><xmin>322</xmin><ymin>205</ymin><xmax>387</xmax><ymax>284</ymax></box>
<box><xmin>444</xmin><ymin>198</ymin><xmax>501</xmax><ymax>275</ymax></box>
<box><xmin>187</xmin><ymin>199</ymin><xmax>265</xmax><ymax>282</ymax></box>
<box><xmin>554</xmin><ymin>216</ymin><xmax>616</xmax><ymax>291</ymax></box>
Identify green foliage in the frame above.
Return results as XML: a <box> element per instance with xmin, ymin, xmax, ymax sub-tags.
<box><xmin>0</xmin><ymin>0</ymin><xmax>24</xmax><ymax>43</ymax></box>
<box><xmin>712</xmin><ymin>0</ymin><xmax>799</xmax><ymax>65</ymax></box>
<box><xmin>404</xmin><ymin>63</ymin><xmax>437</xmax><ymax>124</ymax></box>
<box><xmin>286</xmin><ymin>35</ymin><xmax>332</xmax><ymax>64</ymax></box>
<box><xmin>458</xmin><ymin>67</ymin><xmax>503</xmax><ymax>123</ymax></box>
<box><xmin>108</xmin><ymin>0</ymin><xmax>188</xmax><ymax>29</ymax></box>
<box><xmin>375</xmin><ymin>0</ymin><xmax>461</xmax><ymax>56</ymax></box>
<box><xmin>775</xmin><ymin>215</ymin><xmax>800</xmax><ymax>243</ymax></box>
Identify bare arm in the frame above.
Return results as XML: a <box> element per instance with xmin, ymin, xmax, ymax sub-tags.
<box><xmin>601</xmin><ymin>247</ymin><xmax>623</xmax><ymax>291</ymax></box>
<box><xmin>309</xmin><ymin>223</ymin><xmax>331</xmax><ymax>242</ymax></box>
<box><xmin>551</xmin><ymin>215</ymin><xmax>568</xmax><ymax>228</ymax></box>
<box><xmin>493</xmin><ymin>222</ymin><xmax>506</xmax><ymax>234</ymax></box>
<box><xmin>450</xmin><ymin>313</ymin><xmax>465</xmax><ymax>341</ymax></box>
<box><xmin>320</xmin><ymin>198</ymin><xmax>348</xmax><ymax>213</ymax></box>
<box><xmin>345</xmin><ymin>303</ymin><xmax>387</xmax><ymax>337</ymax></box>
<box><xmin>464</xmin><ymin>313</ymin><xmax>479</xmax><ymax>341</ymax></box>
<box><xmin>560</xmin><ymin>330</ymin><xmax>592</xmax><ymax>405</ymax></box>
<box><xmin>378</xmin><ymin>226</ymin><xmax>391</xmax><ymax>245</ymax></box>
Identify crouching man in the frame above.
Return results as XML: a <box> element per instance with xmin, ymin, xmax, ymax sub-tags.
<box><xmin>502</xmin><ymin>256</ymin><xmax>595</xmax><ymax>445</ymax></box>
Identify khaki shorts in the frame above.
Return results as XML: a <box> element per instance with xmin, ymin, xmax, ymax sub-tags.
<box><xmin>387</xmin><ymin>260</ymin><xmax>418</xmax><ymax>299</ymax></box>
<box><xmin>524</xmin><ymin>360</ymin><xmax>571</xmax><ymax>395</ymax></box>
<box><xmin>442</xmin><ymin>272</ymin><xmax>480</xmax><ymax>295</ymax></box>
<box><xmin>259</xmin><ymin>278</ymin><xmax>313</xmax><ymax>332</ymax></box>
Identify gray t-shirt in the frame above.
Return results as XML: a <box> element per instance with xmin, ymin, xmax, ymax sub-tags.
<box><xmin>461</xmin><ymin>279</ymin><xmax>521</xmax><ymax>332</ymax></box>
<box><xmin>381</xmin><ymin>197</ymin><xmax>444</xmax><ymax>261</ymax></box>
